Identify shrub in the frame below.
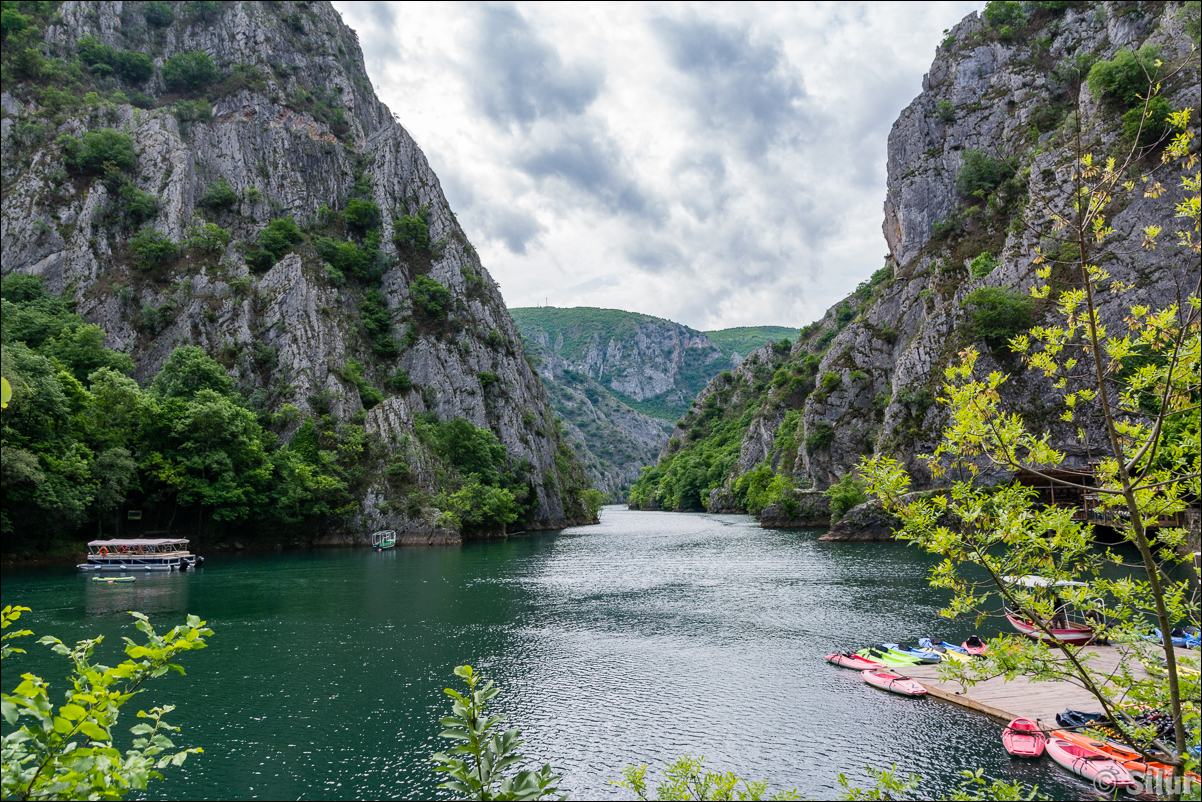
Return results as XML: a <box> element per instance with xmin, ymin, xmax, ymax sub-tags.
<box><xmin>805</xmin><ymin>421</ymin><xmax>835</xmax><ymax>453</ymax></box>
<box><xmin>825</xmin><ymin>472</ymin><xmax>868</xmax><ymax>523</ymax></box>
<box><xmin>983</xmin><ymin>1</ymin><xmax>1026</xmax><ymax>39</ymax></box>
<box><xmin>312</xmin><ymin>236</ymin><xmax>373</xmax><ymax>281</ymax></box>
<box><xmin>343</xmin><ymin>198</ymin><xmax>380</xmax><ymax>234</ymax></box>
<box><xmin>936</xmin><ymin>99</ymin><xmax>955</xmax><ymax>123</ymax></box>
<box><xmin>245</xmin><ymin>187</ymin><xmax>262</xmax><ymax>202</ymax></box>
<box><xmin>248</xmin><ymin>217</ymin><xmax>301</xmax><ymax>272</ymax></box>
<box><xmin>163</xmin><ymin>51</ymin><xmax>219</xmax><ymax>94</ymax></box>
<box><xmin>969</xmin><ymin>252</ymin><xmax>999</xmax><ymax>279</ymax></box>
<box><xmin>962</xmin><ymin>286</ymin><xmax>1034</xmax><ymax>349</ymax></box>
<box><xmin>478</xmin><ymin>371</ymin><xmax>499</xmax><ymax>390</ymax></box>
<box><xmin>143</xmin><ymin>0</ymin><xmax>174</xmax><ymax>26</ymax></box>
<box><xmin>114</xmin><ymin>183</ymin><xmax>159</xmax><ymax>227</ymax></box>
<box><xmin>77</xmin><ymin>36</ymin><xmax>154</xmax><ymax>83</ymax></box>
<box><xmin>1087</xmin><ymin>45</ymin><xmax>1163</xmax><ymax>109</ymax></box>
<box><xmin>360</xmin><ymin>289</ymin><xmax>398</xmax><ymax>357</ymax></box>
<box><xmin>410</xmin><ymin>275</ymin><xmax>451</xmax><ymax>322</ymax></box>
<box><xmin>61</xmin><ymin>129</ymin><xmax>136</xmax><ymax>176</ymax></box>
<box><xmin>186</xmin><ymin>221</ymin><xmax>231</xmax><ymax>255</ymax></box>
<box><xmin>185</xmin><ymin>0</ymin><xmax>222</xmax><ymax>22</ymax></box>
<box><xmin>1121</xmin><ymin>96</ymin><xmax>1174</xmax><ymax>147</ymax></box>
<box><xmin>2</xmin><ymin>8</ymin><xmax>32</xmax><ymax>38</ymax></box>
<box><xmin>821</xmin><ymin>372</ymin><xmax>842</xmax><ymax>393</ymax></box>
<box><xmin>956</xmin><ymin>150</ymin><xmax>1014</xmax><ymax>200</ymax></box>
<box><xmin>130</xmin><ymin>228</ymin><xmax>179</xmax><ymax>271</ymax></box>
<box><xmin>386</xmin><ymin>368</ymin><xmax>412</xmax><ymax>393</ymax></box>
<box><xmin>173</xmin><ymin>99</ymin><xmax>212</xmax><ymax>122</ymax></box>
<box><xmin>197</xmin><ymin>178</ymin><xmax>237</xmax><ymax>210</ymax></box>
<box><xmin>393</xmin><ymin>205</ymin><xmax>431</xmax><ymax>253</ymax></box>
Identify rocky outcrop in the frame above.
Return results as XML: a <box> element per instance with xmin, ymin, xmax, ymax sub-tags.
<box><xmin>759</xmin><ymin>490</ymin><xmax>830</xmax><ymax>529</ymax></box>
<box><xmin>674</xmin><ymin>1</ymin><xmax>1200</xmax><ymax>526</ymax></box>
<box><xmin>817</xmin><ymin>501</ymin><xmax>899</xmax><ymax>542</ymax></box>
<box><xmin>0</xmin><ymin>1</ymin><xmax>595</xmax><ymax>541</ymax></box>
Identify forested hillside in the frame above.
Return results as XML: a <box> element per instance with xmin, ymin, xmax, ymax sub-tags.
<box><xmin>0</xmin><ymin>0</ymin><xmax>600</xmax><ymax>553</ymax></box>
<box><xmin>511</xmin><ymin>306</ymin><xmax>796</xmax><ymax>499</ymax></box>
<box><xmin>631</xmin><ymin>0</ymin><xmax>1201</xmax><ymax>526</ymax></box>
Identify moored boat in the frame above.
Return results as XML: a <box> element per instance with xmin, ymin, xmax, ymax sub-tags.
<box><xmin>371</xmin><ymin>530</ymin><xmax>397</xmax><ymax>551</ymax></box>
<box><xmin>77</xmin><ymin>538</ymin><xmax>201</xmax><ymax>572</ymax></box>
<box><xmin>1045</xmin><ymin>737</ymin><xmax>1139</xmax><ymax>791</ymax></box>
<box><xmin>1002</xmin><ymin>718</ymin><xmax>1046</xmax><ymax>757</ymax></box>
<box><xmin>1006</xmin><ymin>612</ymin><xmax>1095</xmax><ymax>646</ymax></box>
<box><xmin>883</xmin><ymin>642</ymin><xmax>944</xmax><ymax>662</ymax></box>
<box><xmin>825</xmin><ymin>652</ymin><xmax>886</xmax><ymax>670</ymax></box>
<box><xmin>1052</xmin><ymin>729</ymin><xmax>1202</xmax><ymax>785</ymax></box>
<box><xmin>856</xmin><ymin>646</ymin><xmax>926</xmax><ymax>667</ymax></box>
<box><xmin>91</xmin><ymin>575</ymin><xmax>135</xmax><ymax>583</ymax></box>
<box><xmin>962</xmin><ymin>635</ymin><xmax>988</xmax><ymax>656</ymax></box>
<box><xmin>860</xmin><ymin>669</ymin><xmax>927</xmax><ymax>697</ymax></box>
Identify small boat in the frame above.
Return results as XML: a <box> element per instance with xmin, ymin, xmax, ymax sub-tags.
<box><xmin>1055</xmin><ymin>709</ymin><xmax>1108</xmax><ymax>730</ymax></box>
<box><xmin>883</xmin><ymin>642</ymin><xmax>944</xmax><ymax>662</ymax></box>
<box><xmin>856</xmin><ymin>646</ymin><xmax>927</xmax><ymax>667</ymax></box>
<box><xmin>1052</xmin><ymin>729</ymin><xmax>1202</xmax><ymax>785</ymax></box>
<box><xmin>1154</xmin><ymin>628</ymin><xmax>1199</xmax><ymax>650</ymax></box>
<box><xmin>919</xmin><ymin>637</ymin><xmax>969</xmax><ymax>654</ymax></box>
<box><xmin>962</xmin><ymin>635</ymin><xmax>988</xmax><ymax>656</ymax></box>
<box><xmin>370</xmin><ymin>529</ymin><xmax>397</xmax><ymax>551</ymax></box>
<box><xmin>91</xmin><ymin>576</ymin><xmax>135</xmax><ymax>583</ymax></box>
<box><xmin>860</xmin><ymin>669</ymin><xmax>927</xmax><ymax>697</ymax></box>
<box><xmin>1002</xmin><ymin>718</ymin><xmax>1046</xmax><ymax>757</ymax></box>
<box><xmin>1006</xmin><ymin>612</ymin><xmax>1095</xmax><ymax>646</ymax></box>
<box><xmin>1045</xmin><ymin>737</ymin><xmax>1139</xmax><ymax>791</ymax></box>
<box><xmin>826</xmin><ymin>652</ymin><xmax>887</xmax><ymax>670</ymax></box>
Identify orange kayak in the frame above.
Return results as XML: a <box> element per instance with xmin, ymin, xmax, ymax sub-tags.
<box><xmin>1052</xmin><ymin>729</ymin><xmax>1200</xmax><ymax>784</ymax></box>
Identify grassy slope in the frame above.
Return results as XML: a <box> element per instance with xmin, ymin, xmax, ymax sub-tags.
<box><xmin>704</xmin><ymin>326</ymin><xmax>799</xmax><ymax>362</ymax></box>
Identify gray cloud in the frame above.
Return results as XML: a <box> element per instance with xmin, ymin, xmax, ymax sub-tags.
<box><xmin>482</xmin><ymin>205</ymin><xmax>545</xmax><ymax>254</ymax></box>
<box><xmin>469</xmin><ymin>3</ymin><xmax>604</xmax><ymax>127</ymax></box>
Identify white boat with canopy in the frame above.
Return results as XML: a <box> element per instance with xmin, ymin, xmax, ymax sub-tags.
<box><xmin>78</xmin><ymin>538</ymin><xmax>203</xmax><ymax>572</ymax></box>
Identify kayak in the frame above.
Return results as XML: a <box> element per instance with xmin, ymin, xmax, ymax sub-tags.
<box><xmin>1052</xmin><ymin>729</ymin><xmax>1202</xmax><ymax>785</ymax></box>
<box><xmin>962</xmin><ymin>635</ymin><xmax>988</xmax><ymax>656</ymax></box>
<box><xmin>919</xmin><ymin>637</ymin><xmax>969</xmax><ymax>654</ymax></box>
<box><xmin>1154</xmin><ymin>628</ymin><xmax>1199</xmax><ymax>649</ymax></box>
<box><xmin>860</xmin><ymin>669</ymin><xmax>927</xmax><ymax>697</ymax></box>
<box><xmin>856</xmin><ymin>646</ymin><xmax>927</xmax><ymax>667</ymax></box>
<box><xmin>1045</xmin><ymin>737</ymin><xmax>1139</xmax><ymax>791</ymax></box>
<box><xmin>826</xmin><ymin>652</ymin><xmax>887</xmax><ymax>670</ymax></box>
<box><xmin>92</xmin><ymin>576</ymin><xmax>135</xmax><ymax>583</ymax></box>
<box><xmin>1002</xmin><ymin>718</ymin><xmax>1046</xmax><ymax>757</ymax></box>
<box><xmin>883</xmin><ymin>642</ymin><xmax>944</xmax><ymax>662</ymax></box>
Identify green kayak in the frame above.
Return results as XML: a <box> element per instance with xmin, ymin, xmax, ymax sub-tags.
<box><xmin>856</xmin><ymin>646</ymin><xmax>926</xmax><ymax>667</ymax></box>
<box><xmin>92</xmin><ymin>576</ymin><xmax>135</xmax><ymax>583</ymax></box>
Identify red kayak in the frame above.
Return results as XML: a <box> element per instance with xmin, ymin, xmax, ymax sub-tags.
<box><xmin>825</xmin><ymin>652</ymin><xmax>886</xmax><ymax>670</ymax></box>
<box><xmin>1045</xmin><ymin>738</ymin><xmax>1139</xmax><ymax>791</ymax></box>
<box><xmin>860</xmin><ymin>669</ymin><xmax>927</xmax><ymax>696</ymax></box>
<box><xmin>1002</xmin><ymin>718</ymin><xmax>1046</xmax><ymax>757</ymax></box>
<box><xmin>962</xmin><ymin>635</ymin><xmax>988</xmax><ymax>656</ymax></box>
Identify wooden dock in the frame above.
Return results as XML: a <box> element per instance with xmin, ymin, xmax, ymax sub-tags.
<box><xmin>903</xmin><ymin>645</ymin><xmax>1150</xmax><ymax>724</ymax></box>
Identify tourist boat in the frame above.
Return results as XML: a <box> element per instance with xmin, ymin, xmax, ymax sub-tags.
<box><xmin>860</xmin><ymin>669</ymin><xmax>927</xmax><ymax>697</ymax></box>
<box><xmin>1002</xmin><ymin>718</ymin><xmax>1046</xmax><ymax>757</ymax></box>
<box><xmin>371</xmin><ymin>530</ymin><xmax>397</xmax><ymax>551</ymax></box>
<box><xmin>77</xmin><ymin>538</ymin><xmax>202</xmax><ymax>572</ymax></box>
<box><xmin>1045</xmin><ymin>737</ymin><xmax>1139</xmax><ymax>791</ymax></box>
<box><xmin>825</xmin><ymin>652</ymin><xmax>886</xmax><ymax>670</ymax></box>
<box><xmin>1052</xmin><ymin>728</ymin><xmax>1202</xmax><ymax>785</ymax></box>
<box><xmin>1002</xmin><ymin>575</ymin><xmax>1103</xmax><ymax>646</ymax></box>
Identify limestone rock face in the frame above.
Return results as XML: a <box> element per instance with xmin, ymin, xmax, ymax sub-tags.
<box><xmin>664</xmin><ymin>1</ymin><xmax>1200</xmax><ymax>530</ymax></box>
<box><xmin>0</xmin><ymin>1</ymin><xmax>594</xmax><ymax>540</ymax></box>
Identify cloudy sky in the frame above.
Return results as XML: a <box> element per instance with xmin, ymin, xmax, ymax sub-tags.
<box><xmin>332</xmin><ymin>1</ymin><xmax>983</xmax><ymax>331</ymax></box>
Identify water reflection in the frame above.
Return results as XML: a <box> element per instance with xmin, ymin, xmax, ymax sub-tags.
<box><xmin>84</xmin><ymin>573</ymin><xmax>190</xmax><ymax>618</ymax></box>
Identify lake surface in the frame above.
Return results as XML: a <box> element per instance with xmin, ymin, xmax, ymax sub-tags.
<box><xmin>2</xmin><ymin>507</ymin><xmax>1106</xmax><ymax>800</ymax></box>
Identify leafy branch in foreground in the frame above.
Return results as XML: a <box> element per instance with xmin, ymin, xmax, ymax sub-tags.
<box><xmin>1</xmin><ymin>605</ymin><xmax>213</xmax><ymax>801</ymax></box>
<box><xmin>864</xmin><ymin>87</ymin><xmax>1200</xmax><ymax>799</ymax></box>
<box><xmin>431</xmin><ymin>664</ymin><xmax>564</xmax><ymax>801</ymax></box>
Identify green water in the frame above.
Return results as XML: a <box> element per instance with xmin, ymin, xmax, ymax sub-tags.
<box><xmin>2</xmin><ymin>508</ymin><xmax>1105</xmax><ymax>800</ymax></box>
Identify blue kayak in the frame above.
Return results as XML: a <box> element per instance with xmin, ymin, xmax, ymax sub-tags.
<box><xmin>919</xmin><ymin>637</ymin><xmax>969</xmax><ymax>654</ymax></box>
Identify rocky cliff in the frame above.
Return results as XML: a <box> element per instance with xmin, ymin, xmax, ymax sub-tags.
<box><xmin>0</xmin><ymin>0</ymin><xmax>597</xmax><ymax>543</ymax></box>
<box><xmin>630</xmin><ymin>0</ymin><xmax>1201</xmax><ymax>523</ymax></box>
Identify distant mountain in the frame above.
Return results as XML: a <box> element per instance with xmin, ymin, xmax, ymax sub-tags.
<box><xmin>510</xmin><ymin>307</ymin><xmax>797</xmax><ymax>498</ymax></box>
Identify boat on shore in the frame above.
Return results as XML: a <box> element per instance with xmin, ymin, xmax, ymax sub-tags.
<box><xmin>1002</xmin><ymin>575</ymin><xmax>1103</xmax><ymax>646</ymax></box>
<box><xmin>77</xmin><ymin>538</ymin><xmax>203</xmax><ymax>572</ymax></box>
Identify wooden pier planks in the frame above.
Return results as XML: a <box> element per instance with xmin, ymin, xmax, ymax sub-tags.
<box><xmin>902</xmin><ymin>645</ymin><xmax>1151</xmax><ymax>724</ymax></box>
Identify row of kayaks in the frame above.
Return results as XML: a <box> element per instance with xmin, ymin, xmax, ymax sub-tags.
<box><xmin>826</xmin><ymin>636</ymin><xmax>988</xmax><ymax>671</ymax></box>
<box><xmin>1002</xmin><ymin>716</ymin><xmax>1201</xmax><ymax>790</ymax></box>
<box><xmin>1148</xmin><ymin>626</ymin><xmax>1201</xmax><ymax>649</ymax></box>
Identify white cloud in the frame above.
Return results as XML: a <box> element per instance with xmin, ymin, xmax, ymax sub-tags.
<box><xmin>333</xmin><ymin>0</ymin><xmax>984</xmax><ymax>330</ymax></box>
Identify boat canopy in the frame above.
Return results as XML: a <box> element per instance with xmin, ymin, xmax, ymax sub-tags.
<box><xmin>87</xmin><ymin>538</ymin><xmax>189</xmax><ymax>547</ymax></box>
<box><xmin>1004</xmin><ymin>575</ymin><xmax>1088</xmax><ymax>589</ymax></box>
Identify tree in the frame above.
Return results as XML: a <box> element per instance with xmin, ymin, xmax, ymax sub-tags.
<box><xmin>1</xmin><ymin>606</ymin><xmax>212</xmax><ymax>800</ymax></box>
<box><xmin>864</xmin><ymin>75</ymin><xmax>1200</xmax><ymax>796</ymax></box>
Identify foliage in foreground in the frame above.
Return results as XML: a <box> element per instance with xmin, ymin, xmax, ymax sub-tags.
<box><xmin>1</xmin><ymin>605</ymin><xmax>212</xmax><ymax>801</ymax></box>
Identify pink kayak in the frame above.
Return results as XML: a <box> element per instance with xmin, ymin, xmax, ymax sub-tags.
<box><xmin>962</xmin><ymin>635</ymin><xmax>988</xmax><ymax>656</ymax></box>
<box><xmin>1045</xmin><ymin>738</ymin><xmax>1139</xmax><ymax>791</ymax></box>
<box><xmin>1002</xmin><ymin>718</ymin><xmax>1046</xmax><ymax>757</ymax></box>
<box><xmin>860</xmin><ymin>669</ymin><xmax>927</xmax><ymax>696</ymax></box>
<box><xmin>826</xmin><ymin>652</ymin><xmax>886</xmax><ymax>670</ymax></box>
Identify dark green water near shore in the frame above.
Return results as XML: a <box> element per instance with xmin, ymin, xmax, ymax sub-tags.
<box><xmin>2</xmin><ymin>508</ymin><xmax>1103</xmax><ymax>800</ymax></box>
